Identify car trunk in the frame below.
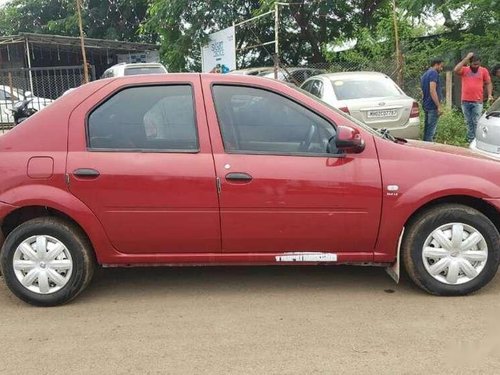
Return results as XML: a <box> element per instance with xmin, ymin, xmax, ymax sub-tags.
<box><xmin>342</xmin><ymin>96</ymin><xmax>413</xmax><ymax>129</ymax></box>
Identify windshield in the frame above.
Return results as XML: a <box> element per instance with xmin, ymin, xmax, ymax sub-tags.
<box><xmin>487</xmin><ymin>97</ymin><xmax>500</xmax><ymax>114</ymax></box>
<box><xmin>330</xmin><ymin>76</ymin><xmax>403</xmax><ymax>100</ymax></box>
<box><xmin>293</xmin><ymin>85</ymin><xmax>385</xmax><ymax>139</ymax></box>
<box><xmin>124</xmin><ymin>66</ymin><xmax>166</xmax><ymax>76</ymax></box>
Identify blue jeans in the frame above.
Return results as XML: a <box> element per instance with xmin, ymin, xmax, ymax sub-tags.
<box><xmin>423</xmin><ymin>109</ymin><xmax>439</xmax><ymax>142</ymax></box>
<box><xmin>462</xmin><ymin>101</ymin><xmax>483</xmax><ymax>142</ymax></box>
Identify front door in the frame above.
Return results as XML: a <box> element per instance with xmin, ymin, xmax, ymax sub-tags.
<box><xmin>203</xmin><ymin>80</ymin><xmax>382</xmax><ymax>257</ymax></box>
<box><xmin>67</xmin><ymin>77</ymin><xmax>220</xmax><ymax>254</ymax></box>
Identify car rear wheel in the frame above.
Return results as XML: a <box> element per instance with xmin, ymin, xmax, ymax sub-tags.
<box><xmin>402</xmin><ymin>204</ymin><xmax>500</xmax><ymax>295</ymax></box>
<box><xmin>0</xmin><ymin>217</ymin><xmax>95</xmax><ymax>306</ymax></box>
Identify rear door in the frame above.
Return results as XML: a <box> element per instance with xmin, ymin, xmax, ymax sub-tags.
<box><xmin>202</xmin><ymin>76</ymin><xmax>383</xmax><ymax>260</ymax></box>
<box><xmin>66</xmin><ymin>75</ymin><xmax>220</xmax><ymax>254</ymax></box>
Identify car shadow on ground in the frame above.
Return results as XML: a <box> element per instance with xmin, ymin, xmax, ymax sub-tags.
<box><xmin>77</xmin><ymin>265</ymin><xmax>424</xmax><ymax>303</ymax></box>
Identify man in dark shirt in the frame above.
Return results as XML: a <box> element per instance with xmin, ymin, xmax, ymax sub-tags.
<box><xmin>420</xmin><ymin>59</ymin><xmax>444</xmax><ymax>141</ymax></box>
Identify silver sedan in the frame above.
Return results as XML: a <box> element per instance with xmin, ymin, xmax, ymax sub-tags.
<box><xmin>470</xmin><ymin>98</ymin><xmax>500</xmax><ymax>159</ymax></box>
<box><xmin>300</xmin><ymin>72</ymin><xmax>420</xmax><ymax>139</ymax></box>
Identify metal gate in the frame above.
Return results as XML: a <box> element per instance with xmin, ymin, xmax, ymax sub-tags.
<box><xmin>0</xmin><ymin>65</ymin><xmax>96</xmax><ymax>129</ymax></box>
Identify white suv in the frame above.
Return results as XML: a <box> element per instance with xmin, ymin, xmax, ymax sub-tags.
<box><xmin>101</xmin><ymin>63</ymin><xmax>168</xmax><ymax>78</ymax></box>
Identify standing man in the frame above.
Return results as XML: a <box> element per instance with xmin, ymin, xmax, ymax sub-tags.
<box><xmin>454</xmin><ymin>53</ymin><xmax>493</xmax><ymax>143</ymax></box>
<box><xmin>421</xmin><ymin>59</ymin><xmax>444</xmax><ymax>141</ymax></box>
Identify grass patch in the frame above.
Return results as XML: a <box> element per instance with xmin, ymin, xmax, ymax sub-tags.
<box><xmin>420</xmin><ymin>109</ymin><xmax>468</xmax><ymax>147</ymax></box>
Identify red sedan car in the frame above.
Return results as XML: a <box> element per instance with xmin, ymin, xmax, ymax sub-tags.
<box><xmin>0</xmin><ymin>74</ymin><xmax>499</xmax><ymax>306</ymax></box>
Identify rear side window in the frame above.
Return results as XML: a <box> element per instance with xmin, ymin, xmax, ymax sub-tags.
<box><xmin>88</xmin><ymin>85</ymin><xmax>198</xmax><ymax>151</ymax></box>
<box><xmin>330</xmin><ymin>77</ymin><xmax>403</xmax><ymax>100</ymax></box>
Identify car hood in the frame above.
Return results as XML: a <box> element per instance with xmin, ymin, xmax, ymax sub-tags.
<box><xmin>375</xmin><ymin>137</ymin><xmax>500</xmax><ymax>201</ymax></box>
<box><xmin>404</xmin><ymin>139</ymin><xmax>498</xmax><ymax>162</ymax></box>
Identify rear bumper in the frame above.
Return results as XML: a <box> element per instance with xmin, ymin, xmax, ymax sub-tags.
<box><xmin>382</xmin><ymin>117</ymin><xmax>420</xmax><ymax>139</ymax></box>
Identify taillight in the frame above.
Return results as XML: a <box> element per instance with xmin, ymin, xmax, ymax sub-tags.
<box><xmin>410</xmin><ymin>101</ymin><xmax>419</xmax><ymax>118</ymax></box>
<box><xmin>339</xmin><ymin>106</ymin><xmax>350</xmax><ymax>115</ymax></box>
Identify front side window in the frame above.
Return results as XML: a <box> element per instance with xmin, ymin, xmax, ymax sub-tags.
<box><xmin>212</xmin><ymin>85</ymin><xmax>336</xmax><ymax>155</ymax></box>
<box><xmin>88</xmin><ymin>85</ymin><xmax>198</xmax><ymax>151</ymax></box>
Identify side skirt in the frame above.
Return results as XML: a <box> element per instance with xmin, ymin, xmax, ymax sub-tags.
<box><xmin>101</xmin><ymin>251</ymin><xmax>387</xmax><ymax>267</ymax></box>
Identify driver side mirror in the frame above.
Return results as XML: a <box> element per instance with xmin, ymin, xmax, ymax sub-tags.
<box><xmin>332</xmin><ymin>125</ymin><xmax>365</xmax><ymax>154</ymax></box>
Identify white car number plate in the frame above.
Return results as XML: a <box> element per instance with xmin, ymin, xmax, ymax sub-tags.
<box><xmin>367</xmin><ymin>109</ymin><xmax>398</xmax><ymax>118</ymax></box>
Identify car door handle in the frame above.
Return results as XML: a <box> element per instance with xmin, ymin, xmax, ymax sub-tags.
<box><xmin>73</xmin><ymin>168</ymin><xmax>100</xmax><ymax>178</ymax></box>
<box><xmin>225</xmin><ymin>172</ymin><xmax>253</xmax><ymax>182</ymax></box>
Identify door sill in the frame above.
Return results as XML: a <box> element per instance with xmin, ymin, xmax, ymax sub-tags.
<box><xmin>102</xmin><ymin>251</ymin><xmax>377</xmax><ymax>267</ymax></box>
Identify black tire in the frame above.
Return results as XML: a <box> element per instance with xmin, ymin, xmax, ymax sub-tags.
<box><xmin>402</xmin><ymin>204</ymin><xmax>500</xmax><ymax>296</ymax></box>
<box><xmin>0</xmin><ymin>217</ymin><xmax>95</xmax><ymax>306</ymax></box>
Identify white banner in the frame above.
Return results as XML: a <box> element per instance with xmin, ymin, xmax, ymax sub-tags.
<box><xmin>117</xmin><ymin>51</ymin><xmax>160</xmax><ymax>64</ymax></box>
<box><xmin>201</xmin><ymin>26</ymin><xmax>236</xmax><ymax>73</ymax></box>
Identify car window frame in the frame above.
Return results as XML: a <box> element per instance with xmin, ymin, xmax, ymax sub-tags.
<box><xmin>210</xmin><ymin>83</ymin><xmax>343</xmax><ymax>158</ymax></box>
<box><xmin>309</xmin><ymin>79</ymin><xmax>324</xmax><ymax>98</ymax></box>
<box><xmin>85</xmin><ymin>83</ymin><xmax>200</xmax><ymax>154</ymax></box>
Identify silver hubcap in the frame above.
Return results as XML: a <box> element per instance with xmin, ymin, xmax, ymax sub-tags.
<box><xmin>13</xmin><ymin>235</ymin><xmax>73</xmax><ymax>294</ymax></box>
<box><xmin>422</xmin><ymin>223</ymin><xmax>488</xmax><ymax>285</ymax></box>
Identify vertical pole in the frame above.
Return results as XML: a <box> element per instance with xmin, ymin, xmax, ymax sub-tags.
<box><xmin>274</xmin><ymin>3</ymin><xmax>279</xmax><ymax>79</ymax></box>
<box><xmin>8</xmin><ymin>72</ymin><xmax>14</xmax><ymax>126</ymax></box>
<box><xmin>25</xmin><ymin>38</ymin><xmax>34</xmax><ymax>93</ymax></box>
<box><xmin>445</xmin><ymin>71</ymin><xmax>453</xmax><ymax>109</ymax></box>
<box><xmin>232</xmin><ymin>22</ymin><xmax>237</xmax><ymax>70</ymax></box>
<box><xmin>76</xmin><ymin>0</ymin><xmax>89</xmax><ymax>84</ymax></box>
<box><xmin>392</xmin><ymin>0</ymin><xmax>403</xmax><ymax>87</ymax></box>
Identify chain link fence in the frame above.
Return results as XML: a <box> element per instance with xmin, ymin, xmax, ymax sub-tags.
<box><xmin>0</xmin><ymin>65</ymin><xmax>95</xmax><ymax>130</ymax></box>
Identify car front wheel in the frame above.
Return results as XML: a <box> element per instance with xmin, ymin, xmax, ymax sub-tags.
<box><xmin>403</xmin><ymin>204</ymin><xmax>500</xmax><ymax>295</ymax></box>
<box><xmin>0</xmin><ymin>217</ymin><xmax>95</xmax><ymax>306</ymax></box>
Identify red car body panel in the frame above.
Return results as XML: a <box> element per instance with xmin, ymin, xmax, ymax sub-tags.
<box><xmin>201</xmin><ymin>75</ymin><xmax>382</xmax><ymax>256</ymax></box>
<box><xmin>66</xmin><ymin>75</ymin><xmax>221</xmax><ymax>255</ymax></box>
<box><xmin>0</xmin><ymin>73</ymin><xmax>499</xmax><ymax>267</ymax></box>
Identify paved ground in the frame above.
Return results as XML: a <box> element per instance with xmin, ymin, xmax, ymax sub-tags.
<box><xmin>0</xmin><ymin>265</ymin><xmax>499</xmax><ymax>374</ymax></box>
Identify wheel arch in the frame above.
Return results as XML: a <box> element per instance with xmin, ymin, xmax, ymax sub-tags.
<box><xmin>0</xmin><ymin>186</ymin><xmax>116</xmax><ymax>264</ymax></box>
<box><xmin>2</xmin><ymin>205</ymin><xmax>87</xmax><ymax>241</ymax></box>
<box><xmin>403</xmin><ymin>195</ymin><xmax>500</xmax><ymax>234</ymax></box>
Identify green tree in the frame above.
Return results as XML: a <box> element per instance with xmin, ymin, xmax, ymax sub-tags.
<box><xmin>0</xmin><ymin>0</ymin><xmax>152</xmax><ymax>42</ymax></box>
<box><xmin>142</xmin><ymin>0</ymin><xmax>390</xmax><ymax>72</ymax></box>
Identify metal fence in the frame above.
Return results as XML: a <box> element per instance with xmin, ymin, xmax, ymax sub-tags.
<box><xmin>0</xmin><ymin>65</ymin><xmax>95</xmax><ymax>129</ymax></box>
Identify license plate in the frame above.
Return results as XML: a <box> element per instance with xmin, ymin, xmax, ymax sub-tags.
<box><xmin>367</xmin><ymin>109</ymin><xmax>398</xmax><ymax>118</ymax></box>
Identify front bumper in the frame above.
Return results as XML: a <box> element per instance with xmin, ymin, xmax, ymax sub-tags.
<box><xmin>469</xmin><ymin>140</ymin><xmax>500</xmax><ymax>161</ymax></box>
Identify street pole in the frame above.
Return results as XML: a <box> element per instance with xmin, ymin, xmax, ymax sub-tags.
<box><xmin>24</xmin><ymin>38</ymin><xmax>34</xmax><ymax>92</ymax></box>
<box><xmin>76</xmin><ymin>0</ymin><xmax>89</xmax><ymax>84</ymax></box>
<box><xmin>392</xmin><ymin>0</ymin><xmax>404</xmax><ymax>87</ymax></box>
